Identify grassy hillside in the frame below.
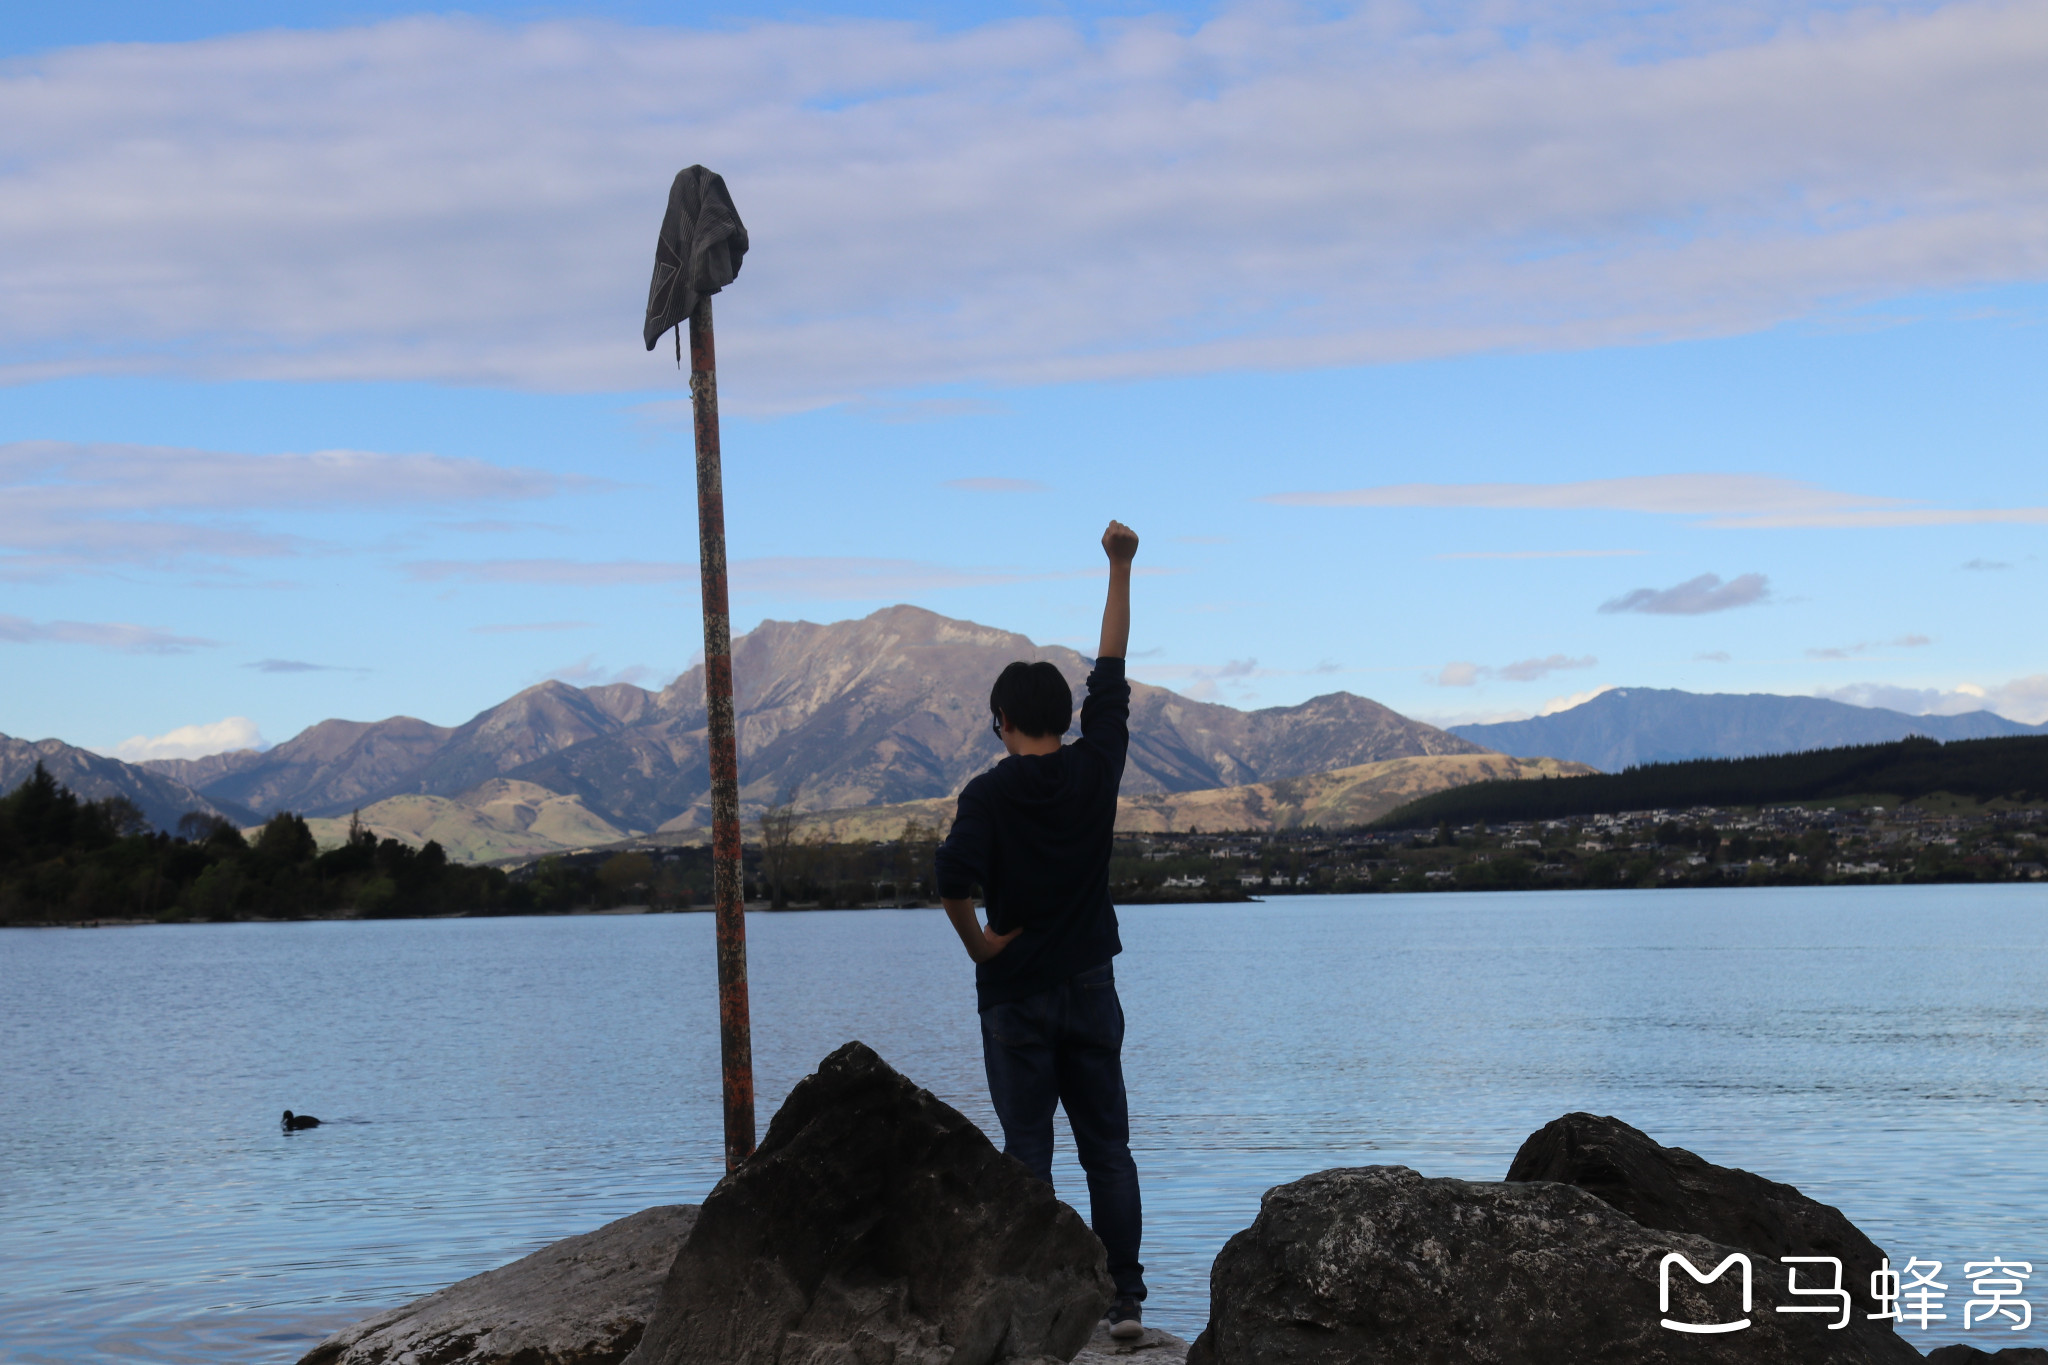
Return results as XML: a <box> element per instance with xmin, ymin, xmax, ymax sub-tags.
<box><xmin>655</xmin><ymin>752</ymin><xmax>1592</xmax><ymax>846</ymax></box>
<box><xmin>294</xmin><ymin>779</ymin><xmax>636</xmax><ymax>863</ymax></box>
<box><xmin>1373</xmin><ymin>733</ymin><xmax>2048</xmax><ymax>829</ymax></box>
<box><xmin>1113</xmin><ymin>753</ymin><xmax>1592</xmax><ymax>832</ymax></box>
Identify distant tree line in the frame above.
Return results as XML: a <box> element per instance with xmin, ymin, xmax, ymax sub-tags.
<box><xmin>1373</xmin><ymin>734</ymin><xmax>2048</xmax><ymax>829</ymax></box>
<box><xmin>0</xmin><ymin>764</ymin><xmax>522</xmax><ymax>923</ymax></box>
<box><xmin>0</xmin><ymin>765</ymin><xmax>959</xmax><ymax>924</ymax></box>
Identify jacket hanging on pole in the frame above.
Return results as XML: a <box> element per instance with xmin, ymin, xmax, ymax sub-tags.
<box><xmin>643</xmin><ymin>165</ymin><xmax>749</xmax><ymax>350</ymax></box>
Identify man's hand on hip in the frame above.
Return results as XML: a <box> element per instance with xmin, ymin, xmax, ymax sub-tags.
<box><xmin>944</xmin><ymin>895</ymin><xmax>1021</xmax><ymax>963</ymax></box>
<box><xmin>974</xmin><ymin>924</ymin><xmax>1022</xmax><ymax>963</ymax></box>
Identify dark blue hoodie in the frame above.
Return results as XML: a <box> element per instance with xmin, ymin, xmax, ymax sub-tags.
<box><xmin>934</xmin><ymin>657</ymin><xmax>1130</xmax><ymax>1010</ymax></box>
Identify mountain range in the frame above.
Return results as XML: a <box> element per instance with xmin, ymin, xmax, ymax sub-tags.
<box><xmin>132</xmin><ymin>605</ymin><xmax>1486</xmax><ymax>834</ymax></box>
<box><xmin>0</xmin><ymin>734</ymin><xmax>250</xmax><ymax>830</ymax></box>
<box><xmin>14</xmin><ymin>609</ymin><xmax>2040</xmax><ymax>856</ymax></box>
<box><xmin>1449</xmin><ymin>687</ymin><xmax>2043</xmax><ymax>773</ymax></box>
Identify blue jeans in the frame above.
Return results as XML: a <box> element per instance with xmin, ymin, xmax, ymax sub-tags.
<box><xmin>979</xmin><ymin>961</ymin><xmax>1145</xmax><ymax>1301</ymax></box>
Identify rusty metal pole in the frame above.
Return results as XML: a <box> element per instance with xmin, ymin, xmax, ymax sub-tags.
<box><xmin>687</xmin><ymin>295</ymin><xmax>756</xmax><ymax>1171</ymax></box>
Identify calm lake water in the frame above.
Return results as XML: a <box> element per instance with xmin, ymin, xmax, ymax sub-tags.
<box><xmin>3</xmin><ymin>885</ymin><xmax>2045</xmax><ymax>1362</ymax></box>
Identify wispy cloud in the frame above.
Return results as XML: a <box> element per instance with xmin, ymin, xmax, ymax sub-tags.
<box><xmin>539</xmin><ymin>655</ymin><xmax>661</xmax><ymax>687</ymax></box>
<box><xmin>1435</xmin><ymin>549</ymin><xmax>1646</xmax><ymax>560</ymax></box>
<box><xmin>1430</xmin><ymin>654</ymin><xmax>1596</xmax><ymax>686</ymax></box>
<box><xmin>5</xmin><ymin>4</ymin><xmax>2048</xmax><ymax>404</ymax></box>
<box><xmin>1271</xmin><ymin>474</ymin><xmax>2048</xmax><ymax>532</ymax></box>
<box><xmin>1805</xmin><ymin>634</ymin><xmax>1932</xmax><ymax>660</ymax></box>
<box><xmin>1961</xmin><ymin>558</ymin><xmax>2011</xmax><ymax>571</ymax></box>
<box><xmin>1413</xmin><ymin>682</ymin><xmax>1616</xmax><ymax>728</ymax></box>
<box><xmin>243</xmin><ymin>658</ymin><xmax>370</xmax><ymax>674</ymax></box>
<box><xmin>0</xmin><ymin>440</ymin><xmax>578</xmax><ymax>578</ymax></box>
<box><xmin>1819</xmin><ymin>676</ymin><xmax>2048</xmax><ymax>726</ymax></box>
<box><xmin>471</xmin><ymin>620</ymin><xmax>593</xmax><ymax>634</ymax></box>
<box><xmin>406</xmin><ymin>555</ymin><xmax>1076</xmax><ymax>598</ymax></box>
<box><xmin>1600</xmin><ymin>572</ymin><xmax>1769</xmax><ymax>615</ymax></box>
<box><xmin>0</xmin><ymin>614</ymin><xmax>218</xmax><ymax>653</ymax></box>
<box><xmin>1179</xmin><ymin>657</ymin><xmax>1260</xmax><ymax>702</ymax></box>
<box><xmin>106</xmin><ymin>715</ymin><xmax>266</xmax><ymax>762</ymax></box>
<box><xmin>406</xmin><ymin>559</ymin><xmax>690</xmax><ymax>586</ymax></box>
<box><xmin>1498</xmin><ymin>654</ymin><xmax>1599</xmax><ymax>683</ymax></box>
<box><xmin>855</xmin><ymin>398</ymin><xmax>1008</xmax><ymax>423</ymax></box>
<box><xmin>1132</xmin><ymin>654</ymin><xmax>1335</xmax><ymax>701</ymax></box>
<box><xmin>1695</xmin><ymin>651</ymin><xmax>1732</xmax><ymax>662</ymax></box>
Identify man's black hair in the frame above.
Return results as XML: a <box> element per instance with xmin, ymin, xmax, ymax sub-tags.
<box><xmin>990</xmin><ymin>661</ymin><xmax>1073</xmax><ymax>739</ymax></box>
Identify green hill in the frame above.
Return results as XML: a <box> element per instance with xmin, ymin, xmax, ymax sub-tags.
<box><xmin>1372</xmin><ymin>733</ymin><xmax>2048</xmax><ymax>829</ymax></box>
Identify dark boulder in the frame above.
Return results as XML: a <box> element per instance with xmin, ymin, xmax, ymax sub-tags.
<box><xmin>1924</xmin><ymin>1348</ymin><xmax>2048</xmax><ymax>1363</ymax></box>
<box><xmin>299</xmin><ymin>1204</ymin><xmax>698</xmax><ymax>1365</ymax></box>
<box><xmin>1507</xmin><ymin>1111</ymin><xmax>1910</xmax><ymax>1360</ymax></box>
<box><xmin>1186</xmin><ymin>1165</ymin><xmax>1921</xmax><ymax>1365</ymax></box>
<box><xmin>625</xmin><ymin>1040</ymin><xmax>1113</xmax><ymax>1365</ymax></box>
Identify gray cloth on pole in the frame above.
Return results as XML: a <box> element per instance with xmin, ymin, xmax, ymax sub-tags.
<box><xmin>643</xmin><ymin>165</ymin><xmax>748</xmax><ymax>350</ymax></box>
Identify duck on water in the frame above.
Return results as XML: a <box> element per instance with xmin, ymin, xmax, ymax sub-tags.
<box><xmin>282</xmin><ymin>1110</ymin><xmax>321</xmax><ymax>1131</ymax></box>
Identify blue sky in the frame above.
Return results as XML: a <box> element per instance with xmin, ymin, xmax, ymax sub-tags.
<box><xmin>4</xmin><ymin>0</ymin><xmax>2046</xmax><ymax>759</ymax></box>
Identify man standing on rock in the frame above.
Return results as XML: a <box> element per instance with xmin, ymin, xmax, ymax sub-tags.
<box><xmin>935</xmin><ymin>519</ymin><xmax>1147</xmax><ymax>1341</ymax></box>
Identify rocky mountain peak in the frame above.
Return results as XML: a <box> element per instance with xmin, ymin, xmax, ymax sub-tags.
<box><xmin>127</xmin><ymin>605</ymin><xmax>1487</xmax><ymax>831</ymax></box>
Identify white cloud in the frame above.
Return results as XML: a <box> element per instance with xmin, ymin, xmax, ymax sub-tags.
<box><xmin>0</xmin><ymin>440</ymin><xmax>576</xmax><ymax>578</ymax></box>
<box><xmin>0</xmin><ymin>613</ymin><xmax>218</xmax><ymax>653</ymax></box>
<box><xmin>108</xmin><ymin>715</ymin><xmax>266</xmax><ymax>762</ymax></box>
<box><xmin>1272</xmin><ymin>473</ymin><xmax>2048</xmax><ymax>530</ymax></box>
<box><xmin>1806</xmin><ymin>633</ymin><xmax>1933</xmax><ymax>660</ymax></box>
<box><xmin>4</xmin><ymin>4</ymin><xmax>2048</xmax><ymax>405</ymax></box>
<box><xmin>1600</xmin><ymin>572</ymin><xmax>1769</xmax><ymax>615</ymax></box>
<box><xmin>243</xmin><ymin>658</ymin><xmax>369</xmax><ymax>674</ymax></box>
<box><xmin>539</xmin><ymin>655</ymin><xmax>661</xmax><ymax>687</ymax></box>
<box><xmin>405</xmin><ymin>558</ymin><xmax>693</xmax><ymax>586</ymax></box>
<box><xmin>1498</xmin><ymin>653</ymin><xmax>1598</xmax><ymax>683</ymax></box>
<box><xmin>1431</xmin><ymin>661</ymin><xmax>1485</xmax><ymax>687</ymax></box>
<box><xmin>1413</xmin><ymin>682</ymin><xmax>1625</xmax><ymax>727</ymax></box>
<box><xmin>1429</xmin><ymin>653</ymin><xmax>1596</xmax><ymax>686</ymax></box>
<box><xmin>1819</xmin><ymin>676</ymin><xmax>2048</xmax><ymax>726</ymax></box>
<box><xmin>405</xmin><ymin>554</ymin><xmax>1077</xmax><ymax>597</ymax></box>
<box><xmin>1135</xmin><ymin>654</ymin><xmax>1268</xmax><ymax>701</ymax></box>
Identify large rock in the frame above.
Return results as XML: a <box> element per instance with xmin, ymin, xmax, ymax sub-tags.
<box><xmin>299</xmin><ymin>1204</ymin><xmax>698</xmax><ymax>1365</ymax></box>
<box><xmin>1507</xmin><ymin>1111</ymin><xmax>1910</xmax><ymax>1361</ymax></box>
<box><xmin>1186</xmin><ymin>1165</ymin><xmax>1921</xmax><ymax>1364</ymax></box>
<box><xmin>1072</xmin><ymin>1323</ymin><xmax>1190</xmax><ymax>1365</ymax></box>
<box><xmin>625</xmin><ymin>1040</ymin><xmax>1113</xmax><ymax>1365</ymax></box>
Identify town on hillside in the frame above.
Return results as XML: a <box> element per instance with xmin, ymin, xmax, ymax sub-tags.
<box><xmin>6</xmin><ymin>747</ymin><xmax>2046</xmax><ymax>923</ymax></box>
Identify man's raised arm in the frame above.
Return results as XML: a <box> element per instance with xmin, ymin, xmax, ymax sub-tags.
<box><xmin>1098</xmin><ymin>520</ymin><xmax>1139</xmax><ymax>661</ymax></box>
